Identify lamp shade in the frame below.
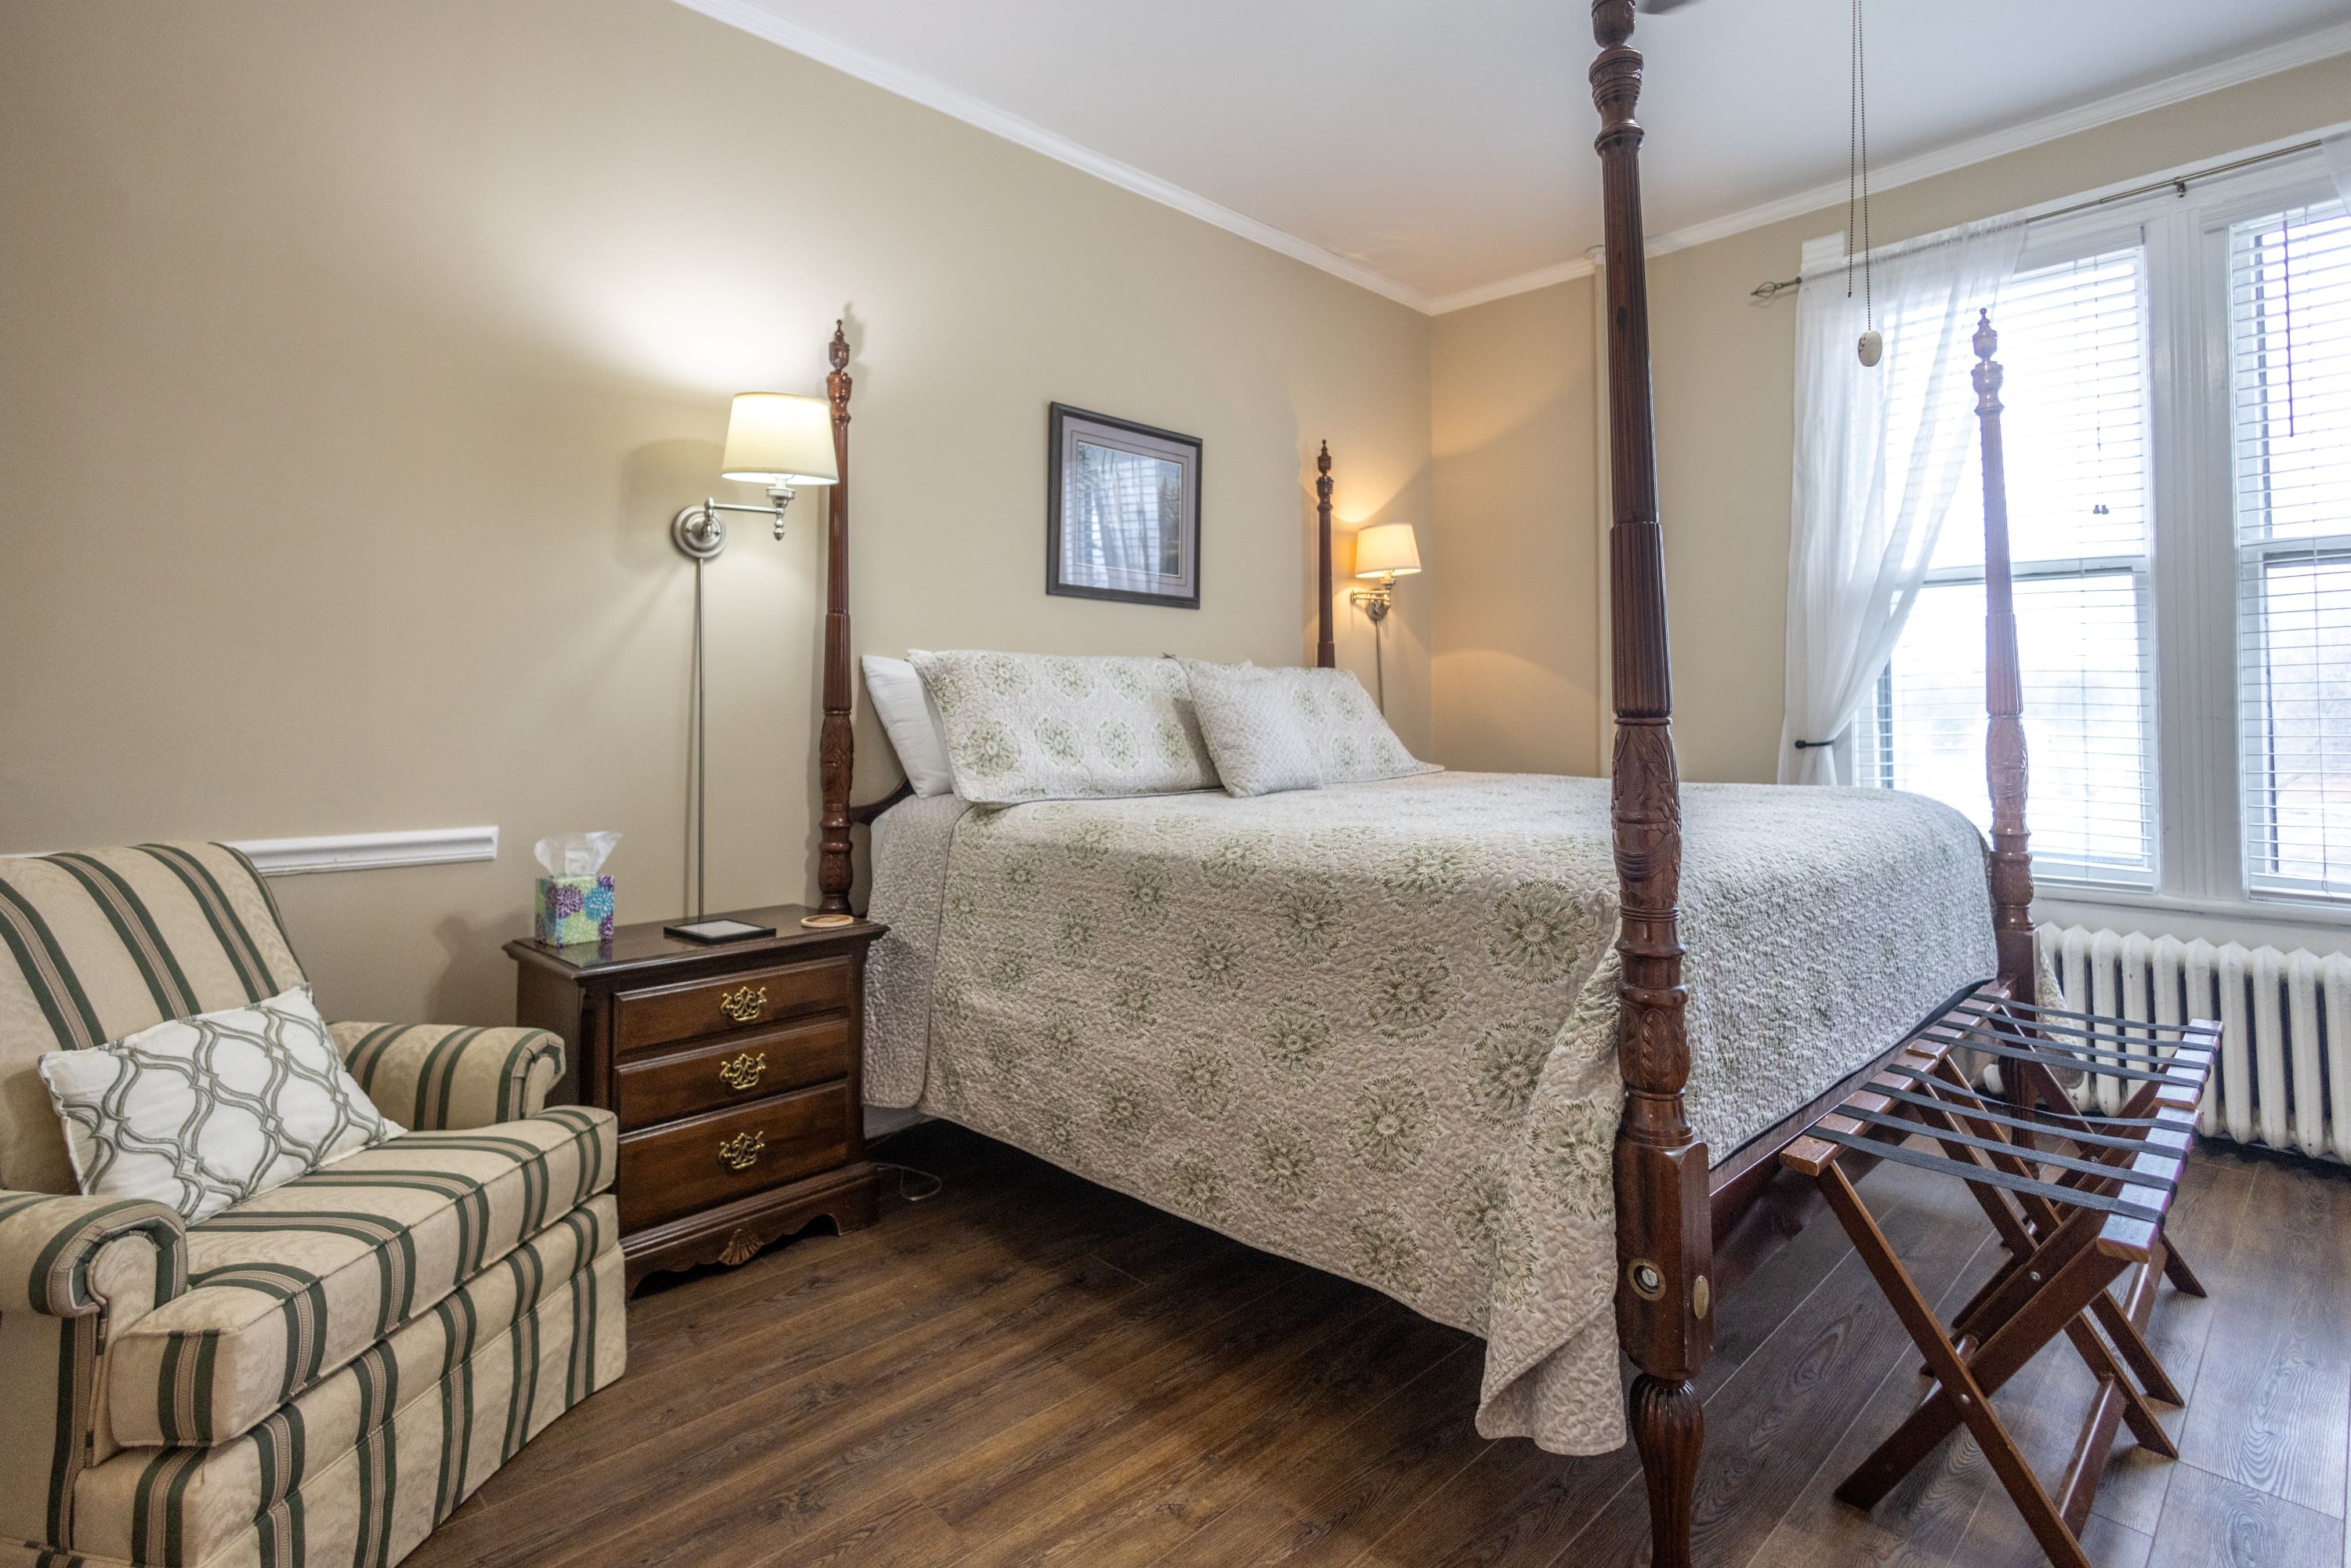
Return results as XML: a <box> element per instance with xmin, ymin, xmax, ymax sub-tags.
<box><xmin>720</xmin><ymin>392</ymin><xmax>839</xmax><ymax>485</ymax></box>
<box><xmin>1352</xmin><ymin>522</ymin><xmax>1422</xmax><ymax>578</ymax></box>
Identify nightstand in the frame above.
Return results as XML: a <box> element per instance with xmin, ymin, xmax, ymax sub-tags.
<box><xmin>505</xmin><ymin>904</ymin><xmax>884</xmax><ymax>1291</ymax></box>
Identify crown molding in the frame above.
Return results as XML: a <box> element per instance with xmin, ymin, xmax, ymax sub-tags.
<box><xmin>1426</xmin><ymin>255</ymin><xmax>1599</xmax><ymax>316</ymax></box>
<box><xmin>674</xmin><ymin>2</ymin><xmax>2349</xmax><ymax>320</ymax></box>
<box><xmin>1647</xmin><ymin>17</ymin><xmax>2351</xmax><ymax>259</ymax></box>
<box><xmin>1436</xmin><ymin>18</ymin><xmax>2351</xmax><ymax>313</ymax></box>
<box><xmin>670</xmin><ymin>0</ymin><xmax>1435</xmax><ymax>313</ymax></box>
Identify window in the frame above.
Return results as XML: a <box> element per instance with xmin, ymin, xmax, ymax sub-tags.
<box><xmin>1852</xmin><ymin>150</ymin><xmax>2351</xmax><ymax>912</ymax></box>
<box><xmin>2234</xmin><ymin>198</ymin><xmax>2351</xmax><ymax>899</ymax></box>
<box><xmin>1861</xmin><ymin>247</ymin><xmax>2156</xmax><ymax>885</ymax></box>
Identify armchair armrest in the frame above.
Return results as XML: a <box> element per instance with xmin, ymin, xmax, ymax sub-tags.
<box><xmin>0</xmin><ymin>1193</ymin><xmax>187</xmax><ymax>1546</ymax></box>
<box><xmin>331</xmin><ymin>1023</ymin><xmax>566</xmax><ymax>1130</ymax></box>
<box><xmin>0</xmin><ymin>1190</ymin><xmax>186</xmax><ymax>1318</ymax></box>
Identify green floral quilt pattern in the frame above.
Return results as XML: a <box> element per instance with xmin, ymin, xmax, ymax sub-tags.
<box><xmin>871</xmin><ymin>771</ymin><xmax>1995</xmax><ymax>1454</ymax></box>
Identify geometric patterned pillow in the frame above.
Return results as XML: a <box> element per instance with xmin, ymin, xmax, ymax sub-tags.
<box><xmin>37</xmin><ymin>984</ymin><xmax>403</xmax><ymax>1223</ymax></box>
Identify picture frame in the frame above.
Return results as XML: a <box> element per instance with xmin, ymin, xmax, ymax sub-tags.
<box><xmin>1045</xmin><ymin>403</ymin><xmax>1203</xmax><ymax>610</ymax></box>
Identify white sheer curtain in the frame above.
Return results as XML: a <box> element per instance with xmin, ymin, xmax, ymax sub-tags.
<box><xmin>1778</xmin><ymin>217</ymin><xmax>2026</xmax><ymax>784</ymax></box>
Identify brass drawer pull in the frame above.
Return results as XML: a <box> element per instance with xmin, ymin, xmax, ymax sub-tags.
<box><xmin>717</xmin><ymin>1051</ymin><xmax>767</xmax><ymax>1092</ymax></box>
<box><xmin>718</xmin><ymin>984</ymin><xmax>768</xmax><ymax>1023</ymax></box>
<box><xmin>717</xmin><ymin>1130</ymin><xmax>766</xmax><ymax>1171</ymax></box>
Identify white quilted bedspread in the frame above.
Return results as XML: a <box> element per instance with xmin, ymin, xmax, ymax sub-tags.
<box><xmin>864</xmin><ymin>772</ymin><xmax>1994</xmax><ymax>1453</ymax></box>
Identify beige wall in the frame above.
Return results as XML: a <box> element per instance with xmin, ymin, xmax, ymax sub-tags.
<box><xmin>1434</xmin><ymin>49</ymin><xmax>2351</xmax><ymax>785</ymax></box>
<box><xmin>1430</xmin><ymin>274</ymin><xmax>1603</xmax><ymax>775</ymax></box>
<box><xmin>0</xmin><ymin>0</ymin><xmax>1432</xmax><ymax>1027</ymax></box>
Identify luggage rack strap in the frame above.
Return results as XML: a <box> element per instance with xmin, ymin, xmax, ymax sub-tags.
<box><xmin>1874</xmin><ymin>1065</ymin><xmax>2183</xmax><ymax>1140</ymax></box>
<box><xmin>1834</xmin><ymin>1101</ymin><xmax>2187</xmax><ymax>1180</ymax></box>
<box><xmin>1928</xmin><ymin>1011</ymin><xmax>2216</xmax><ymax>1066</ymax></box>
<box><xmin>1955</xmin><ymin>993</ymin><xmax>2209</xmax><ymax>1033</ymax></box>
<box><xmin>1808</xmin><ymin>1127</ymin><xmax>2171</xmax><ymax>1226</ymax></box>
<box><xmin>1922</xmin><ymin>1029</ymin><xmax>2200</xmax><ymax>1085</ymax></box>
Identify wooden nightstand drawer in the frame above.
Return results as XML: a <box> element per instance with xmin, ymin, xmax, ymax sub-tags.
<box><xmin>617</xmin><ymin>1081</ymin><xmax>853</xmax><ymax>1233</ymax></box>
<box><xmin>614</xmin><ymin>1015</ymin><xmax>853</xmax><ymax>1132</ymax></box>
<box><xmin>613</xmin><ymin>955</ymin><xmax>852</xmax><ymax>1052</ymax></box>
<box><xmin>508</xmin><ymin>904</ymin><xmax>882</xmax><ymax>1288</ymax></box>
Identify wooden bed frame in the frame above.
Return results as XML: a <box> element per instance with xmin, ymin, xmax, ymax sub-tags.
<box><xmin>1309</xmin><ymin>8</ymin><xmax>2039</xmax><ymax>1559</ymax></box>
<box><xmin>819</xmin><ymin>9</ymin><xmax>2034</xmax><ymax>1555</ymax></box>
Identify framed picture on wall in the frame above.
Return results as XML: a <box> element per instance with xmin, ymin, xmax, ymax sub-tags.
<box><xmin>1046</xmin><ymin>404</ymin><xmax>1202</xmax><ymax>609</ymax></box>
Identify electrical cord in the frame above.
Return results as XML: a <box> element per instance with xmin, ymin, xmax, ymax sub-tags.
<box><xmin>868</xmin><ymin>1161</ymin><xmax>944</xmax><ymax>1203</ymax></box>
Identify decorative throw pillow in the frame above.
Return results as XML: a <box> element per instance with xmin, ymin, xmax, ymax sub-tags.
<box><xmin>1187</xmin><ymin>663</ymin><xmax>1436</xmax><ymax>784</ymax></box>
<box><xmin>862</xmin><ymin>652</ymin><xmax>956</xmax><ymax>797</ymax></box>
<box><xmin>910</xmin><ymin>650</ymin><xmax>1219</xmax><ymax>806</ymax></box>
<box><xmin>38</xmin><ymin>985</ymin><xmax>402</xmax><ymax>1224</ymax></box>
<box><xmin>1181</xmin><ymin>660</ymin><xmax>1323</xmax><ymax>797</ymax></box>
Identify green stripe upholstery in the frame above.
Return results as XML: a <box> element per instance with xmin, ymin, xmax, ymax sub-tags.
<box><xmin>328</xmin><ymin>1026</ymin><xmax>564</xmax><ymax>1132</ymax></box>
<box><xmin>0</xmin><ymin>847</ymin><xmax>302</xmax><ymax>1197</ymax></box>
<box><xmin>106</xmin><ymin>1108</ymin><xmax>614</xmax><ymax>1450</ymax></box>
<box><xmin>0</xmin><ymin>1199</ymin><xmax>187</xmax><ymax>1548</ymax></box>
<box><xmin>0</xmin><ymin>1195</ymin><xmax>187</xmax><ymax>1320</ymax></box>
<box><xmin>0</xmin><ymin>843</ymin><xmax>627</xmax><ymax>1566</ymax></box>
<box><xmin>71</xmin><ymin>1200</ymin><xmax>620</xmax><ymax>1568</ymax></box>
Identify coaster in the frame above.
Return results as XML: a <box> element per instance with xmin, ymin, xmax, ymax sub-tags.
<box><xmin>800</xmin><ymin>912</ymin><xmax>857</xmax><ymax>929</ymax></box>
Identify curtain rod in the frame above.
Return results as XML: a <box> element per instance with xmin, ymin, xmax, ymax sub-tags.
<box><xmin>1749</xmin><ymin>137</ymin><xmax>2326</xmax><ymax>299</ymax></box>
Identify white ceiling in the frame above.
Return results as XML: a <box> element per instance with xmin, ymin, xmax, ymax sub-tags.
<box><xmin>684</xmin><ymin>0</ymin><xmax>2351</xmax><ymax>311</ymax></box>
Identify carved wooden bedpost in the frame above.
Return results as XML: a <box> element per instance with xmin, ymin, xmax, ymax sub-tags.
<box><xmin>1591</xmin><ymin>5</ymin><xmax>1709</xmax><ymax>1563</ymax></box>
<box><xmin>1316</xmin><ymin>440</ymin><xmax>1337</xmax><ymax>668</ymax></box>
<box><xmin>817</xmin><ymin>321</ymin><xmax>856</xmax><ymax>915</ymax></box>
<box><xmin>1974</xmin><ymin>311</ymin><xmax>2035</xmax><ymax>1001</ymax></box>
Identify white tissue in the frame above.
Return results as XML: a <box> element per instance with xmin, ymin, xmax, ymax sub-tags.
<box><xmin>534</xmin><ymin>831</ymin><xmax>620</xmax><ymax>877</ymax></box>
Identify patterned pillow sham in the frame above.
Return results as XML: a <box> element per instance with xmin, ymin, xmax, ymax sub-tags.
<box><xmin>910</xmin><ymin>650</ymin><xmax>1219</xmax><ymax>805</ymax></box>
<box><xmin>38</xmin><ymin>984</ymin><xmax>403</xmax><ymax>1223</ymax></box>
<box><xmin>1188</xmin><ymin>661</ymin><xmax>1436</xmax><ymax>784</ymax></box>
<box><xmin>1180</xmin><ymin>659</ymin><xmax>1322</xmax><ymax>797</ymax></box>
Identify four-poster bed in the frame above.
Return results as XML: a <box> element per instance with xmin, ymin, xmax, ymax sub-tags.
<box><xmin>1310</xmin><ymin>4</ymin><xmax>2049</xmax><ymax>1555</ymax></box>
<box><xmin>817</xmin><ymin>8</ymin><xmax>2063</xmax><ymax>1562</ymax></box>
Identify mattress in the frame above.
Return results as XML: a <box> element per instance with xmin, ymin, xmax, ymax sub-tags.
<box><xmin>863</xmin><ymin>771</ymin><xmax>1995</xmax><ymax>1454</ymax></box>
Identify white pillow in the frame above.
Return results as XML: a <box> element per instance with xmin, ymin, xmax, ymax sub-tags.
<box><xmin>1181</xmin><ymin>660</ymin><xmax>1322</xmax><ymax>797</ymax></box>
<box><xmin>862</xmin><ymin>654</ymin><xmax>956</xmax><ymax>797</ymax></box>
<box><xmin>910</xmin><ymin>650</ymin><xmax>1219</xmax><ymax>806</ymax></box>
<box><xmin>38</xmin><ymin>985</ymin><xmax>402</xmax><ymax>1224</ymax></box>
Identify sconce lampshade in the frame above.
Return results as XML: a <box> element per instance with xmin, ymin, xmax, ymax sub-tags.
<box><xmin>720</xmin><ymin>393</ymin><xmax>839</xmax><ymax>486</ymax></box>
<box><xmin>1353</xmin><ymin>522</ymin><xmax>1422</xmax><ymax>578</ymax></box>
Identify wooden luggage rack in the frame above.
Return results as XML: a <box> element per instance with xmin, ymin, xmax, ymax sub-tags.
<box><xmin>1782</xmin><ymin>984</ymin><xmax>2219</xmax><ymax>1568</ymax></box>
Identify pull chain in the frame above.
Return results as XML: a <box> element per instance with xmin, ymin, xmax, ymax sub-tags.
<box><xmin>1849</xmin><ymin>0</ymin><xmax>1881</xmax><ymax>366</ymax></box>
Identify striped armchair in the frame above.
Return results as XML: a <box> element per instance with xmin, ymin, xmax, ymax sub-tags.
<box><xmin>0</xmin><ymin>846</ymin><xmax>625</xmax><ymax>1568</ymax></box>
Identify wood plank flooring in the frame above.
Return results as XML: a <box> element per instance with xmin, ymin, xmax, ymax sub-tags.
<box><xmin>409</xmin><ymin>1123</ymin><xmax>2351</xmax><ymax>1568</ymax></box>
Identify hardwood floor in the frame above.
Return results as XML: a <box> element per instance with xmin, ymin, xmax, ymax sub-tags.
<box><xmin>408</xmin><ymin>1122</ymin><xmax>2351</xmax><ymax>1568</ymax></box>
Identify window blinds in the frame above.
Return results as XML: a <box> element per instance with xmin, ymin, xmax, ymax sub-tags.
<box><xmin>1860</xmin><ymin>246</ymin><xmax>2156</xmax><ymax>885</ymax></box>
<box><xmin>2236</xmin><ymin>197</ymin><xmax>2351</xmax><ymax>901</ymax></box>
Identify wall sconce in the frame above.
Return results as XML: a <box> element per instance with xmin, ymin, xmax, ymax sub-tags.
<box><xmin>672</xmin><ymin>392</ymin><xmax>841</xmax><ymax>559</ymax></box>
<box><xmin>1349</xmin><ymin>522</ymin><xmax>1422</xmax><ymax>621</ymax></box>
<box><xmin>671</xmin><ymin>385</ymin><xmax>842</xmax><ymax>938</ymax></box>
<box><xmin>1347</xmin><ymin>521</ymin><xmax>1422</xmax><ymax>712</ymax></box>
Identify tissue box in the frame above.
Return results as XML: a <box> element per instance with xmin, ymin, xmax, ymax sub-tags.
<box><xmin>534</xmin><ymin>875</ymin><xmax>615</xmax><ymax>946</ymax></box>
